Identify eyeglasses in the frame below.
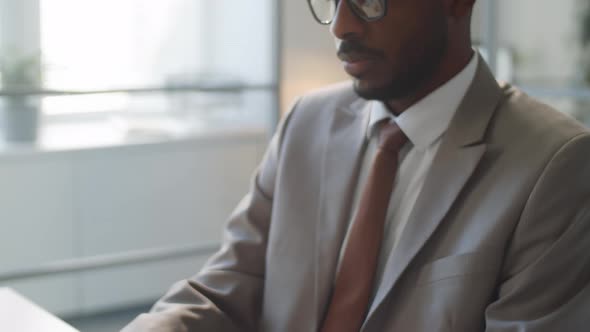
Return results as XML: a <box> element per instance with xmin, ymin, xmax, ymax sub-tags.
<box><xmin>307</xmin><ymin>0</ymin><xmax>387</xmax><ymax>25</ymax></box>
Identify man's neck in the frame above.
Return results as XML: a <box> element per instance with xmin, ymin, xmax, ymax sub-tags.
<box><xmin>386</xmin><ymin>49</ymin><xmax>475</xmax><ymax>116</ymax></box>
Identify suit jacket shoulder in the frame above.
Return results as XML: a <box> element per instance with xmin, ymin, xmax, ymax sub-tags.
<box><xmin>491</xmin><ymin>82</ymin><xmax>589</xmax><ymax>149</ymax></box>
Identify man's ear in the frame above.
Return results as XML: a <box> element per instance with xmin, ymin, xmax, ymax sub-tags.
<box><xmin>443</xmin><ymin>0</ymin><xmax>476</xmax><ymax>19</ymax></box>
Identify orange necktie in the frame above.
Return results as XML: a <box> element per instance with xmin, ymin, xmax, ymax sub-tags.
<box><xmin>320</xmin><ymin>121</ymin><xmax>408</xmax><ymax>332</ymax></box>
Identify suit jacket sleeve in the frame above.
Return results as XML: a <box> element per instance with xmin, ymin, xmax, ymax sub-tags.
<box><xmin>121</xmin><ymin>101</ymin><xmax>299</xmax><ymax>332</ymax></box>
<box><xmin>484</xmin><ymin>132</ymin><xmax>590</xmax><ymax>331</ymax></box>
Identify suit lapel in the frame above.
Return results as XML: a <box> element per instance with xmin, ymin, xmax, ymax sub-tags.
<box><xmin>364</xmin><ymin>55</ymin><xmax>504</xmax><ymax>326</ymax></box>
<box><xmin>314</xmin><ymin>98</ymin><xmax>371</xmax><ymax>327</ymax></box>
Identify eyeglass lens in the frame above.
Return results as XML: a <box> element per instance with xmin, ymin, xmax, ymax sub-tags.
<box><xmin>309</xmin><ymin>0</ymin><xmax>385</xmax><ymax>24</ymax></box>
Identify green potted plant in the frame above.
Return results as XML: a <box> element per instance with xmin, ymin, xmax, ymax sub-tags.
<box><xmin>0</xmin><ymin>49</ymin><xmax>43</xmax><ymax>142</ymax></box>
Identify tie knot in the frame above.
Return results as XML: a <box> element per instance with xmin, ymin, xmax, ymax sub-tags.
<box><xmin>378</xmin><ymin>121</ymin><xmax>408</xmax><ymax>153</ymax></box>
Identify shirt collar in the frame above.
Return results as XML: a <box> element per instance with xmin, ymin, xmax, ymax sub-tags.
<box><xmin>367</xmin><ymin>53</ymin><xmax>478</xmax><ymax>150</ymax></box>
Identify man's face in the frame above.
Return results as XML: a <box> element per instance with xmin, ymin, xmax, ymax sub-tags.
<box><xmin>332</xmin><ymin>0</ymin><xmax>448</xmax><ymax>101</ymax></box>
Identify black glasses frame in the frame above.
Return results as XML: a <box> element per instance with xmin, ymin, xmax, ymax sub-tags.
<box><xmin>307</xmin><ymin>0</ymin><xmax>388</xmax><ymax>25</ymax></box>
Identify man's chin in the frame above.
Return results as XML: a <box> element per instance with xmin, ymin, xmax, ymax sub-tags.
<box><xmin>353</xmin><ymin>80</ymin><xmax>393</xmax><ymax>101</ymax></box>
<box><xmin>352</xmin><ymin>76</ymin><xmax>417</xmax><ymax>101</ymax></box>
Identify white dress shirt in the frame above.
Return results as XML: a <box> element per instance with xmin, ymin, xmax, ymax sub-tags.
<box><xmin>336</xmin><ymin>54</ymin><xmax>479</xmax><ymax>300</ymax></box>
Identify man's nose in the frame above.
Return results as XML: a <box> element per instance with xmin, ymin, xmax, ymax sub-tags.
<box><xmin>330</xmin><ymin>0</ymin><xmax>365</xmax><ymax>40</ymax></box>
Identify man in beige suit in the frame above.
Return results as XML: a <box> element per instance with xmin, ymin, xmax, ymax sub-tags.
<box><xmin>124</xmin><ymin>0</ymin><xmax>590</xmax><ymax>331</ymax></box>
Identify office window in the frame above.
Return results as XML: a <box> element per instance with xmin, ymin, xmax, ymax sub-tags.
<box><xmin>40</xmin><ymin>1</ymin><xmax>193</xmax><ymax>114</ymax></box>
<box><xmin>1</xmin><ymin>0</ymin><xmax>277</xmax><ymax>121</ymax></box>
<box><xmin>475</xmin><ymin>0</ymin><xmax>590</xmax><ymax>125</ymax></box>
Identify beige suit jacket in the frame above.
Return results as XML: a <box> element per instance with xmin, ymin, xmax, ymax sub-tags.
<box><xmin>123</xmin><ymin>57</ymin><xmax>590</xmax><ymax>331</ymax></box>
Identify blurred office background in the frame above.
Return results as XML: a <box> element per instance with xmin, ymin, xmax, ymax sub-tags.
<box><xmin>0</xmin><ymin>0</ymin><xmax>588</xmax><ymax>331</ymax></box>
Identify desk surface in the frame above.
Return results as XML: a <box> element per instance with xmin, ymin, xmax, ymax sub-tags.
<box><xmin>0</xmin><ymin>288</ymin><xmax>79</xmax><ymax>332</ymax></box>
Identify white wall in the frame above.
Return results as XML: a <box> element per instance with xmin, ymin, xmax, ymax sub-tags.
<box><xmin>0</xmin><ymin>131</ymin><xmax>266</xmax><ymax>317</ymax></box>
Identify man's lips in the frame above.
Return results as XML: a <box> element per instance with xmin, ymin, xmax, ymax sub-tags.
<box><xmin>338</xmin><ymin>52</ymin><xmax>378</xmax><ymax>77</ymax></box>
<box><xmin>337</xmin><ymin>51</ymin><xmax>378</xmax><ymax>62</ymax></box>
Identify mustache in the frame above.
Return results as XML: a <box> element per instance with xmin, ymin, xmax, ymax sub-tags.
<box><xmin>337</xmin><ymin>40</ymin><xmax>383</xmax><ymax>60</ymax></box>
